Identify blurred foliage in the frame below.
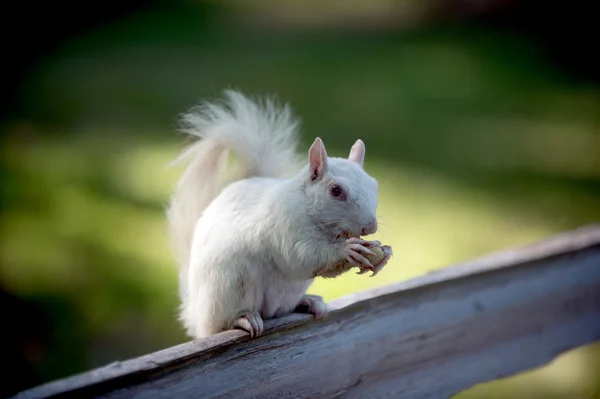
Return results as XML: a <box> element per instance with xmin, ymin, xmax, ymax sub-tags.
<box><xmin>1</xmin><ymin>1</ymin><xmax>599</xmax><ymax>398</ymax></box>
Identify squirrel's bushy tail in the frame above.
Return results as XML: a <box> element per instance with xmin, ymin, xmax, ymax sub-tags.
<box><xmin>166</xmin><ymin>90</ymin><xmax>301</xmax><ymax>273</ymax></box>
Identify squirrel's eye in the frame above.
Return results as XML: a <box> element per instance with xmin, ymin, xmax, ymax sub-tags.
<box><xmin>330</xmin><ymin>184</ymin><xmax>344</xmax><ymax>199</ymax></box>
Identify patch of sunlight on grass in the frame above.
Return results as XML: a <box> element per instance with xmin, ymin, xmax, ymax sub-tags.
<box><xmin>110</xmin><ymin>143</ymin><xmax>182</xmax><ymax>203</ymax></box>
<box><xmin>1</xmin><ymin>134</ymin><xmax>179</xmax><ymax>298</ymax></box>
<box><xmin>308</xmin><ymin>159</ymin><xmax>557</xmax><ymax>302</ymax></box>
<box><xmin>456</xmin><ymin>341</ymin><xmax>600</xmax><ymax>399</ymax></box>
<box><xmin>457</xmin><ymin>117</ymin><xmax>600</xmax><ymax>178</ymax></box>
<box><xmin>1</xmin><ymin>212</ymin><xmax>81</xmax><ymax>293</ymax></box>
<box><xmin>51</xmin><ymin>184</ymin><xmax>174</xmax><ymax>269</ymax></box>
<box><xmin>1</xmin><ymin>184</ymin><xmax>175</xmax><ymax>293</ymax></box>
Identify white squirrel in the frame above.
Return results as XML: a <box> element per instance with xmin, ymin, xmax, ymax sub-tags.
<box><xmin>166</xmin><ymin>90</ymin><xmax>392</xmax><ymax>339</ymax></box>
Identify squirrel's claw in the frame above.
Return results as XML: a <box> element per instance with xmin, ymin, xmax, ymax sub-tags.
<box><xmin>346</xmin><ymin>237</ymin><xmax>381</xmax><ymax>248</ymax></box>
<box><xmin>356</xmin><ymin>245</ymin><xmax>393</xmax><ymax>277</ymax></box>
<box><xmin>345</xmin><ymin>239</ymin><xmax>375</xmax><ymax>266</ymax></box>
<box><xmin>231</xmin><ymin>310</ymin><xmax>264</xmax><ymax>338</ymax></box>
<box><xmin>369</xmin><ymin>245</ymin><xmax>393</xmax><ymax>277</ymax></box>
<box><xmin>344</xmin><ymin>237</ymin><xmax>380</xmax><ymax>276</ymax></box>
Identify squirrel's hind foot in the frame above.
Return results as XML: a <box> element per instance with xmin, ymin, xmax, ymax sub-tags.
<box><xmin>296</xmin><ymin>294</ymin><xmax>328</xmax><ymax>319</ymax></box>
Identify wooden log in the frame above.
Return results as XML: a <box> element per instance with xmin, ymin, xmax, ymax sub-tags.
<box><xmin>13</xmin><ymin>224</ymin><xmax>600</xmax><ymax>399</ymax></box>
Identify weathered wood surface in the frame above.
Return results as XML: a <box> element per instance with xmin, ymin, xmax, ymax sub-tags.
<box><xmin>14</xmin><ymin>224</ymin><xmax>600</xmax><ymax>399</ymax></box>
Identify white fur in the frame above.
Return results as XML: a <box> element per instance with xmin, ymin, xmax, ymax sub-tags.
<box><xmin>167</xmin><ymin>91</ymin><xmax>383</xmax><ymax>339</ymax></box>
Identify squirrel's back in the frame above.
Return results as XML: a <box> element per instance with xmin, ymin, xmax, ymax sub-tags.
<box><xmin>166</xmin><ymin>91</ymin><xmax>303</xmax><ymax>280</ymax></box>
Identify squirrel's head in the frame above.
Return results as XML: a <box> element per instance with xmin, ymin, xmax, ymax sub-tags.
<box><xmin>303</xmin><ymin>137</ymin><xmax>379</xmax><ymax>242</ymax></box>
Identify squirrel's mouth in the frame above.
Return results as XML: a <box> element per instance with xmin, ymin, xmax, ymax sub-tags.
<box><xmin>335</xmin><ymin>230</ymin><xmax>353</xmax><ymax>241</ymax></box>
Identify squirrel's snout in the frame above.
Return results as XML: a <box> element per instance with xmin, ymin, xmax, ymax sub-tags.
<box><xmin>361</xmin><ymin>220</ymin><xmax>378</xmax><ymax>236</ymax></box>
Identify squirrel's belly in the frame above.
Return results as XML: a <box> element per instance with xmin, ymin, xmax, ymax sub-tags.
<box><xmin>259</xmin><ymin>279</ymin><xmax>312</xmax><ymax>319</ymax></box>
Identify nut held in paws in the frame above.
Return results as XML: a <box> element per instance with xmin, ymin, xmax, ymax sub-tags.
<box><xmin>364</xmin><ymin>246</ymin><xmax>385</xmax><ymax>265</ymax></box>
<box><xmin>315</xmin><ymin>243</ymin><xmax>390</xmax><ymax>279</ymax></box>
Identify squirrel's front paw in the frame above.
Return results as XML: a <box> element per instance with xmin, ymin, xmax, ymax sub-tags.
<box><xmin>343</xmin><ymin>237</ymin><xmax>381</xmax><ymax>270</ymax></box>
<box><xmin>231</xmin><ymin>310</ymin><xmax>264</xmax><ymax>338</ymax></box>
<box><xmin>356</xmin><ymin>245</ymin><xmax>393</xmax><ymax>277</ymax></box>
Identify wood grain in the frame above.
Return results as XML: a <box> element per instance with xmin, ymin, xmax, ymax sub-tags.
<box><xmin>13</xmin><ymin>224</ymin><xmax>600</xmax><ymax>399</ymax></box>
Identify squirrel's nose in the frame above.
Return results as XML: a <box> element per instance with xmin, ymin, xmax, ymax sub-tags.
<box><xmin>361</xmin><ymin>220</ymin><xmax>378</xmax><ymax>236</ymax></box>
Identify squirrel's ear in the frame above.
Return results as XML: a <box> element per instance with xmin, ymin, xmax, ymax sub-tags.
<box><xmin>308</xmin><ymin>137</ymin><xmax>328</xmax><ymax>181</ymax></box>
<box><xmin>348</xmin><ymin>139</ymin><xmax>365</xmax><ymax>168</ymax></box>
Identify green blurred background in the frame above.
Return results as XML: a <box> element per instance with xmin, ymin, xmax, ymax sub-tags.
<box><xmin>1</xmin><ymin>0</ymin><xmax>599</xmax><ymax>397</ymax></box>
